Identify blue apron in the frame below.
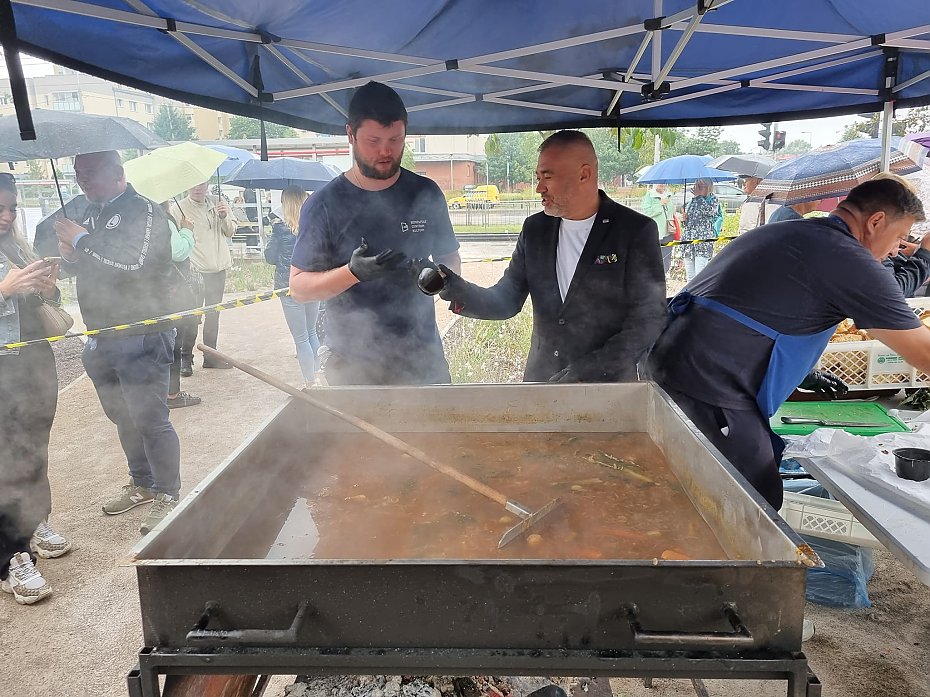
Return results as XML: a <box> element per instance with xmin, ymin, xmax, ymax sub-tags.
<box><xmin>667</xmin><ymin>293</ymin><xmax>837</xmax><ymax>419</ymax></box>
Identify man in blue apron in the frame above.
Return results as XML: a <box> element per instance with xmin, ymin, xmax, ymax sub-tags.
<box><xmin>647</xmin><ymin>177</ymin><xmax>930</xmax><ymax>509</ymax></box>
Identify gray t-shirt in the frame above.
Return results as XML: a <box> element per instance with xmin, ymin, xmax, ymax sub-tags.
<box><xmin>648</xmin><ymin>215</ymin><xmax>921</xmax><ymax>409</ymax></box>
<box><xmin>291</xmin><ymin>169</ymin><xmax>459</xmax><ymax>383</ymax></box>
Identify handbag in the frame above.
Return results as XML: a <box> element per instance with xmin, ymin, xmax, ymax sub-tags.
<box><xmin>5</xmin><ymin>254</ymin><xmax>74</xmax><ymax>338</ymax></box>
<box><xmin>35</xmin><ymin>294</ymin><xmax>74</xmax><ymax>337</ymax></box>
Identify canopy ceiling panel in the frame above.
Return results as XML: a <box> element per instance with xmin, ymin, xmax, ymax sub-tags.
<box><xmin>6</xmin><ymin>0</ymin><xmax>930</xmax><ymax>134</ymax></box>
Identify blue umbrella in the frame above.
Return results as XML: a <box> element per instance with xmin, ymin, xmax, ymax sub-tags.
<box><xmin>204</xmin><ymin>144</ymin><xmax>258</xmax><ymax>178</ymax></box>
<box><xmin>752</xmin><ymin>137</ymin><xmax>929</xmax><ymax>205</ymax></box>
<box><xmin>224</xmin><ymin>157</ymin><xmax>338</xmax><ymax>191</ymax></box>
<box><xmin>639</xmin><ymin>155</ymin><xmax>735</xmax><ymax>185</ymax></box>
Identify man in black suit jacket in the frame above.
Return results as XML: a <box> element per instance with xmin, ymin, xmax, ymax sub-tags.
<box><xmin>438</xmin><ymin>130</ymin><xmax>667</xmax><ymax>383</ymax></box>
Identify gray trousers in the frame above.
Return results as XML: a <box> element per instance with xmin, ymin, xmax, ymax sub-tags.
<box><xmin>82</xmin><ymin>331</ymin><xmax>181</xmax><ymax>496</ymax></box>
<box><xmin>0</xmin><ymin>342</ymin><xmax>57</xmax><ymax>576</ymax></box>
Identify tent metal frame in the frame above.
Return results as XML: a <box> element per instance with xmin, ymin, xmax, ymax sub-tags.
<box><xmin>5</xmin><ymin>0</ymin><xmax>930</xmax><ymax>159</ymax></box>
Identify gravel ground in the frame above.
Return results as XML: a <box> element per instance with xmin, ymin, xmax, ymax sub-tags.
<box><xmin>51</xmin><ymin>337</ymin><xmax>85</xmax><ymax>391</ymax></box>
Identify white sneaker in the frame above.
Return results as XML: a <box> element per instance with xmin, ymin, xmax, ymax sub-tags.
<box><xmin>1</xmin><ymin>552</ymin><xmax>53</xmax><ymax>605</ymax></box>
<box><xmin>31</xmin><ymin>520</ymin><xmax>72</xmax><ymax>559</ymax></box>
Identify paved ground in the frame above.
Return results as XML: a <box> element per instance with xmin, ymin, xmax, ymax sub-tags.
<box><xmin>0</xmin><ymin>252</ymin><xmax>927</xmax><ymax>697</ymax></box>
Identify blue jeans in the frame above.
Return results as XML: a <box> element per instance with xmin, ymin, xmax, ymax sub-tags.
<box><xmin>684</xmin><ymin>255</ymin><xmax>710</xmax><ymax>281</ymax></box>
<box><xmin>280</xmin><ymin>296</ymin><xmax>321</xmax><ymax>382</ymax></box>
<box><xmin>82</xmin><ymin>331</ymin><xmax>181</xmax><ymax>496</ymax></box>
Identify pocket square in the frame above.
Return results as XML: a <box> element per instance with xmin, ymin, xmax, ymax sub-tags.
<box><xmin>594</xmin><ymin>253</ymin><xmax>619</xmax><ymax>265</ymax></box>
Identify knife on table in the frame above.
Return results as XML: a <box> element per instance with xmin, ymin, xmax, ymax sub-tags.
<box><xmin>780</xmin><ymin>417</ymin><xmax>888</xmax><ymax>428</ymax></box>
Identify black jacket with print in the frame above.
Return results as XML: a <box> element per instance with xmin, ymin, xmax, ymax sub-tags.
<box><xmin>444</xmin><ymin>191</ymin><xmax>667</xmax><ymax>382</ymax></box>
<box><xmin>70</xmin><ymin>184</ymin><xmax>173</xmax><ymax>333</ymax></box>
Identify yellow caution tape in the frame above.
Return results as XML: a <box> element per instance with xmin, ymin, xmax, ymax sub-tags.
<box><xmin>2</xmin><ymin>288</ymin><xmax>290</xmax><ymax>351</ymax></box>
<box><xmin>467</xmin><ymin>236</ymin><xmax>737</xmax><ymax>264</ymax></box>
<box><xmin>4</xmin><ymin>234</ymin><xmax>739</xmax><ymax>350</ymax></box>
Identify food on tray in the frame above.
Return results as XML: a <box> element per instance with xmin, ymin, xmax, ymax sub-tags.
<box><xmin>829</xmin><ymin>318</ymin><xmax>871</xmax><ymax>343</ymax></box>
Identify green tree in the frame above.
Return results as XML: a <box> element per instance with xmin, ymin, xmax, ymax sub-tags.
<box><xmin>840</xmin><ymin>113</ymin><xmax>907</xmax><ymax>141</ymax></box>
<box><xmin>151</xmin><ymin>105</ymin><xmax>195</xmax><ymax>141</ymax></box>
<box><xmin>485</xmin><ymin>132</ymin><xmax>542</xmax><ymax>190</ymax></box>
<box><xmin>26</xmin><ymin>159</ymin><xmax>46</xmax><ymax>180</ymax></box>
<box><xmin>584</xmin><ymin>128</ymin><xmax>639</xmax><ymax>184</ymax></box>
<box><xmin>401</xmin><ymin>145</ymin><xmax>416</xmax><ymax>170</ymax></box>
<box><xmin>783</xmin><ymin>139</ymin><xmax>812</xmax><ymax>155</ymax></box>
<box><xmin>664</xmin><ymin>127</ymin><xmax>739</xmax><ymax>158</ymax></box>
<box><xmin>228</xmin><ymin>115</ymin><xmax>297</xmax><ymax>139</ymax></box>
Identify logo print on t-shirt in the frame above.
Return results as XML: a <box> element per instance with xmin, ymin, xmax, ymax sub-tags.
<box><xmin>105</xmin><ymin>214</ymin><xmax>121</xmax><ymax>230</ymax></box>
<box><xmin>400</xmin><ymin>221</ymin><xmax>410</xmax><ymax>234</ymax></box>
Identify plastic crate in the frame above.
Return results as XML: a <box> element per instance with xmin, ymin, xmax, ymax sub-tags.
<box><xmin>816</xmin><ymin>297</ymin><xmax>930</xmax><ymax>391</ymax></box>
<box><xmin>779</xmin><ymin>492</ymin><xmax>882</xmax><ymax>549</ymax></box>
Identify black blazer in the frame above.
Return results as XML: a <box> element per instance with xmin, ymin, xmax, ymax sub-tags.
<box><xmin>447</xmin><ymin>191</ymin><xmax>667</xmax><ymax>382</ymax></box>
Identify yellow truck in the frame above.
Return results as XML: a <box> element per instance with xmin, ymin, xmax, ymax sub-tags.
<box><xmin>448</xmin><ymin>184</ymin><xmax>500</xmax><ymax>209</ymax></box>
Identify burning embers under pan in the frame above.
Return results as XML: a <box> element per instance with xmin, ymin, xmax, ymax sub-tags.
<box><xmin>128</xmin><ymin>383</ymin><xmax>822</xmax><ymax>697</ymax></box>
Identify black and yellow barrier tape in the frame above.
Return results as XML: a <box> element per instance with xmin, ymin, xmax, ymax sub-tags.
<box><xmin>4</xmin><ymin>234</ymin><xmax>736</xmax><ymax>351</ymax></box>
<box><xmin>2</xmin><ymin>288</ymin><xmax>290</xmax><ymax>351</ymax></box>
<box><xmin>468</xmin><ymin>235</ymin><xmax>736</xmax><ymax>264</ymax></box>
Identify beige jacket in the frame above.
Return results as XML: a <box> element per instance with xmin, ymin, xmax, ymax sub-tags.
<box><xmin>170</xmin><ymin>195</ymin><xmax>237</xmax><ymax>273</ymax></box>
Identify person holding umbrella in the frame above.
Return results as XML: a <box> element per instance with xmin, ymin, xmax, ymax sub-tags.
<box><xmin>169</xmin><ymin>182</ymin><xmax>238</xmax><ymax>373</ymax></box>
<box><xmin>680</xmin><ymin>178</ymin><xmax>723</xmax><ymax>281</ymax></box>
<box><xmin>641</xmin><ymin>183</ymin><xmax>676</xmax><ymax>273</ymax></box>
<box><xmin>0</xmin><ymin>173</ymin><xmax>69</xmax><ymax>605</ymax></box>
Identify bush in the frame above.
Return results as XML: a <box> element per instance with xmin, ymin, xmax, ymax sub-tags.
<box><xmin>443</xmin><ymin>304</ymin><xmax>533</xmax><ymax>383</ymax></box>
<box><xmin>225</xmin><ymin>260</ymin><xmax>275</xmax><ymax>293</ymax></box>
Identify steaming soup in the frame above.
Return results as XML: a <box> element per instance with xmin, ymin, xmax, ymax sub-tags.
<box><xmin>220</xmin><ymin>432</ymin><xmax>728</xmax><ymax>561</ymax></box>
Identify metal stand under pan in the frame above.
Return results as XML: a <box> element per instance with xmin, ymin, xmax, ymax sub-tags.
<box><xmin>126</xmin><ymin>384</ymin><xmax>825</xmax><ymax>697</ymax></box>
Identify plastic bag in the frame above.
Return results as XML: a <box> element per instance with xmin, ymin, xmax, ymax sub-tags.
<box><xmin>803</xmin><ymin>534</ymin><xmax>874</xmax><ymax>609</ymax></box>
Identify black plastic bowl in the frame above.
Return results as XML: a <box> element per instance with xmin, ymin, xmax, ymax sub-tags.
<box><xmin>892</xmin><ymin>448</ymin><xmax>930</xmax><ymax>482</ymax></box>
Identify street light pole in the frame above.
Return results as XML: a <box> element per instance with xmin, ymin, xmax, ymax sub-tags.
<box><xmin>449</xmin><ymin>156</ymin><xmax>454</xmax><ymax>191</ymax></box>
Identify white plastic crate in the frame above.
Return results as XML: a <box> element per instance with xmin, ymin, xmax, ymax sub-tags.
<box><xmin>779</xmin><ymin>492</ymin><xmax>883</xmax><ymax>549</ymax></box>
<box><xmin>816</xmin><ymin>297</ymin><xmax>930</xmax><ymax>391</ymax></box>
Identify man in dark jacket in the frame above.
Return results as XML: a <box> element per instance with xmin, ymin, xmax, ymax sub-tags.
<box><xmin>438</xmin><ymin>130</ymin><xmax>667</xmax><ymax>382</ymax></box>
<box><xmin>54</xmin><ymin>150</ymin><xmax>181</xmax><ymax>536</ymax></box>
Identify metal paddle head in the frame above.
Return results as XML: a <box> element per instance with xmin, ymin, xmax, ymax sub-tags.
<box><xmin>498</xmin><ymin>497</ymin><xmax>563</xmax><ymax>549</ymax></box>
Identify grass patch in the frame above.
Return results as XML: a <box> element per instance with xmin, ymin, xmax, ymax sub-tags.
<box><xmin>454</xmin><ymin>225</ymin><xmax>522</xmax><ymax>234</ymax></box>
<box><xmin>443</xmin><ymin>303</ymin><xmax>533</xmax><ymax>383</ymax></box>
<box><xmin>225</xmin><ymin>260</ymin><xmax>276</xmax><ymax>293</ymax></box>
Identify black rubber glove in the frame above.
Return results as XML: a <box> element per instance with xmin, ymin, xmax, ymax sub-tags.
<box><xmin>436</xmin><ymin>263</ymin><xmax>467</xmax><ymax>301</ymax></box>
<box><xmin>798</xmin><ymin>369</ymin><xmax>848</xmax><ymax>398</ymax></box>
<box><xmin>347</xmin><ymin>238</ymin><xmax>408</xmax><ymax>282</ymax></box>
<box><xmin>549</xmin><ymin>365</ymin><xmax>582</xmax><ymax>384</ymax></box>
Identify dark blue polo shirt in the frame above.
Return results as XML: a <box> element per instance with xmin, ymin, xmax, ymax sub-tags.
<box><xmin>648</xmin><ymin>216</ymin><xmax>921</xmax><ymax>409</ymax></box>
<box><xmin>291</xmin><ymin>169</ymin><xmax>459</xmax><ymax>383</ymax></box>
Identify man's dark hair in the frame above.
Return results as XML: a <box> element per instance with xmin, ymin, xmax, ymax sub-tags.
<box><xmin>539</xmin><ymin>130</ymin><xmax>594</xmax><ymax>153</ymax></box>
<box><xmin>841</xmin><ymin>178</ymin><xmax>926</xmax><ymax>222</ymax></box>
<box><xmin>348</xmin><ymin>81</ymin><xmax>408</xmax><ymax>132</ymax></box>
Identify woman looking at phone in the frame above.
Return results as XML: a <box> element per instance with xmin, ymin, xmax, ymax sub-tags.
<box><xmin>0</xmin><ymin>172</ymin><xmax>70</xmax><ymax>606</ymax></box>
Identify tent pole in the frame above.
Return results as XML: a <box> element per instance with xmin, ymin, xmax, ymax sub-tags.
<box><xmin>0</xmin><ymin>0</ymin><xmax>36</xmax><ymax>141</ymax></box>
<box><xmin>880</xmin><ymin>100</ymin><xmax>894</xmax><ymax>172</ymax></box>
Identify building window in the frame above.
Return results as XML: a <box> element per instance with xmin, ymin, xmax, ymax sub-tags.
<box><xmin>0</xmin><ymin>94</ymin><xmax>10</xmax><ymax>106</ymax></box>
<box><xmin>51</xmin><ymin>91</ymin><xmax>82</xmax><ymax>111</ymax></box>
<box><xmin>129</xmin><ymin>101</ymin><xmax>138</xmax><ymax>112</ymax></box>
<box><xmin>145</xmin><ymin>103</ymin><xmax>153</xmax><ymax>114</ymax></box>
<box><xmin>413</xmin><ymin>137</ymin><xmax>426</xmax><ymax>153</ymax></box>
<box><xmin>117</xmin><ymin>99</ymin><xmax>124</xmax><ymax>108</ymax></box>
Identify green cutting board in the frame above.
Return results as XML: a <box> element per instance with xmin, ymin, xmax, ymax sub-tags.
<box><xmin>772</xmin><ymin>401</ymin><xmax>909</xmax><ymax>436</ymax></box>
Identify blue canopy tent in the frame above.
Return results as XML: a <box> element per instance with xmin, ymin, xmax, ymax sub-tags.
<box><xmin>4</xmin><ymin>1</ymin><xmax>930</xmax><ymax>166</ymax></box>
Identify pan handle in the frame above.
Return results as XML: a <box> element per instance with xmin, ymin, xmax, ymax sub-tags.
<box><xmin>186</xmin><ymin>602</ymin><xmax>310</xmax><ymax>646</ymax></box>
<box><xmin>623</xmin><ymin>602</ymin><xmax>754</xmax><ymax>649</ymax></box>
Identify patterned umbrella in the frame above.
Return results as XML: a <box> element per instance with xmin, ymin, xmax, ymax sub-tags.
<box><xmin>751</xmin><ymin>138</ymin><xmax>928</xmax><ymax>205</ymax></box>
